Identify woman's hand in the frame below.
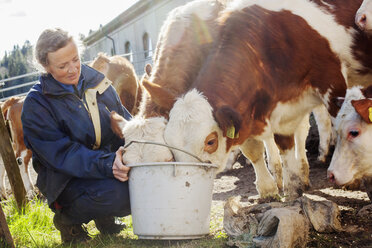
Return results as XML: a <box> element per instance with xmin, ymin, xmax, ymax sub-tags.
<box><xmin>113</xmin><ymin>147</ymin><xmax>131</xmax><ymax>182</ymax></box>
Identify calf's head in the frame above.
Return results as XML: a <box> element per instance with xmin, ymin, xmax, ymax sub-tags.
<box><xmin>164</xmin><ymin>89</ymin><xmax>241</xmax><ymax>172</ymax></box>
<box><xmin>110</xmin><ymin>111</ymin><xmax>173</xmax><ymax>165</ymax></box>
<box><xmin>328</xmin><ymin>86</ymin><xmax>372</xmax><ymax>186</ymax></box>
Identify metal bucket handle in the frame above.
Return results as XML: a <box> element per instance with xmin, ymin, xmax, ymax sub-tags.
<box><xmin>124</xmin><ymin>139</ymin><xmax>204</xmax><ymax>163</ymax></box>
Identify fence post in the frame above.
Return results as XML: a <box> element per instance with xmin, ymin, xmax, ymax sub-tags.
<box><xmin>0</xmin><ymin>204</ymin><xmax>14</xmax><ymax>248</ymax></box>
<box><xmin>0</xmin><ymin>108</ymin><xmax>26</xmax><ymax>209</ymax></box>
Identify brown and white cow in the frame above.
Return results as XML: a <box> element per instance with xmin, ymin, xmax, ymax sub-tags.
<box><xmin>90</xmin><ymin>53</ymin><xmax>142</xmax><ymax>115</ymax></box>
<box><xmin>327</xmin><ymin>86</ymin><xmax>372</xmax><ymax>187</ymax></box>
<box><xmin>110</xmin><ymin>0</ymin><xmax>227</xmax><ymax>164</ymax></box>
<box><xmin>0</xmin><ymin>96</ymin><xmax>34</xmax><ymax>197</ymax></box>
<box><xmin>149</xmin><ymin>0</ymin><xmax>372</xmax><ymax>200</ymax></box>
<box><xmin>138</xmin><ymin>0</ymin><xmax>290</xmax><ymax>191</ymax></box>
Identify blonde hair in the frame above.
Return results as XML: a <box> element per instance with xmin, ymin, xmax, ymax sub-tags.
<box><xmin>34</xmin><ymin>28</ymin><xmax>74</xmax><ymax>69</ymax></box>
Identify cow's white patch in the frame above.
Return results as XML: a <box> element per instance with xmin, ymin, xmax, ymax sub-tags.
<box><xmin>122</xmin><ymin>116</ymin><xmax>173</xmax><ymax>164</ymax></box>
<box><xmin>163</xmin><ymin>0</ymin><xmax>218</xmax><ymax>47</ymax></box>
<box><xmin>269</xmin><ymin>88</ymin><xmax>321</xmax><ymax>135</ymax></box>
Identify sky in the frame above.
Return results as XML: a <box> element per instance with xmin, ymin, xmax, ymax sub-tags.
<box><xmin>0</xmin><ymin>0</ymin><xmax>139</xmax><ymax>57</ymax></box>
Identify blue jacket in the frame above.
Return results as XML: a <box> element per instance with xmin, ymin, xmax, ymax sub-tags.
<box><xmin>21</xmin><ymin>64</ymin><xmax>131</xmax><ymax>207</ymax></box>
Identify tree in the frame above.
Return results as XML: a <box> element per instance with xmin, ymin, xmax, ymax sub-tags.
<box><xmin>0</xmin><ymin>42</ymin><xmax>35</xmax><ymax>97</ymax></box>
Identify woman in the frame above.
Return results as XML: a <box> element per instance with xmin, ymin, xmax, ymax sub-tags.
<box><xmin>21</xmin><ymin>28</ymin><xmax>132</xmax><ymax>243</ymax></box>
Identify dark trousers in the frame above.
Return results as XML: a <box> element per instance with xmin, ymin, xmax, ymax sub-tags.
<box><xmin>56</xmin><ymin>177</ymin><xmax>131</xmax><ymax>224</ymax></box>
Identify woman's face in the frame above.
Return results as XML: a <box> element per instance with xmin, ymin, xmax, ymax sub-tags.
<box><xmin>45</xmin><ymin>40</ymin><xmax>81</xmax><ymax>86</ymax></box>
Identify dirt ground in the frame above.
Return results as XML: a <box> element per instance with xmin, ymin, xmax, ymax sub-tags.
<box><xmin>212</xmin><ymin>117</ymin><xmax>372</xmax><ymax>247</ymax></box>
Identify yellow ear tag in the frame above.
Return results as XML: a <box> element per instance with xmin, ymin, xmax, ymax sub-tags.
<box><xmin>226</xmin><ymin>125</ymin><xmax>235</xmax><ymax>139</ymax></box>
<box><xmin>369</xmin><ymin>107</ymin><xmax>372</xmax><ymax>123</ymax></box>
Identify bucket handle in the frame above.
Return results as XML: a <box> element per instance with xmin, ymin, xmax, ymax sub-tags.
<box><xmin>124</xmin><ymin>140</ymin><xmax>204</xmax><ymax>163</ymax></box>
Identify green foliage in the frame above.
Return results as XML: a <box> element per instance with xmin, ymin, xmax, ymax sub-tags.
<box><xmin>0</xmin><ymin>41</ymin><xmax>36</xmax><ymax>98</ymax></box>
<box><xmin>1</xmin><ymin>197</ymin><xmax>60</xmax><ymax>247</ymax></box>
<box><xmin>1</xmin><ymin>197</ymin><xmax>228</xmax><ymax>248</ymax></box>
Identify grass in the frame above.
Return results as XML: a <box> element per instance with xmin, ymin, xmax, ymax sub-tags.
<box><xmin>1</xmin><ymin>197</ymin><xmax>229</xmax><ymax>248</ymax></box>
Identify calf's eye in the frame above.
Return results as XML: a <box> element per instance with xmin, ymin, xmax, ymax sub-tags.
<box><xmin>204</xmin><ymin>131</ymin><xmax>218</xmax><ymax>154</ymax></box>
<box><xmin>348</xmin><ymin>130</ymin><xmax>359</xmax><ymax>139</ymax></box>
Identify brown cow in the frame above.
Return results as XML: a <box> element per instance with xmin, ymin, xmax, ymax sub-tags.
<box><xmin>149</xmin><ymin>0</ymin><xmax>372</xmax><ymax>200</ymax></box>
<box><xmin>0</xmin><ymin>96</ymin><xmax>34</xmax><ymax>197</ymax></box>
<box><xmin>111</xmin><ymin>0</ymin><xmax>226</xmax><ymax>164</ymax></box>
<box><xmin>90</xmin><ymin>53</ymin><xmax>142</xmax><ymax>115</ymax></box>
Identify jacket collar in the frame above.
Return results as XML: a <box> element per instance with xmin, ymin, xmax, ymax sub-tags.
<box><xmin>41</xmin><ymin>64</ymin><xmax>105</xmax><ymax>96</ymax></box>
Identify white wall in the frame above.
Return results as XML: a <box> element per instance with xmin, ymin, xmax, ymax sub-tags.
<box><xmin>84</xmin><ymin>0</ymin><xmax>190</xmax><ymax>75</ymax></box>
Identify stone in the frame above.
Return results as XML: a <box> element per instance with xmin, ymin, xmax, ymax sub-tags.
<box><xmin>253</xmin><ymin>207</ymin><xmax>309</xmax><ymax>248</ymax></box>
<box><xmin>300</xmin><ymin>196</ymin><xmax>342</xmax><ymax>232</ymax></box>
<box><xmin>224</xmin><ymin>195</ymin><xmax>342</xmax><ymax>248</ymax></box>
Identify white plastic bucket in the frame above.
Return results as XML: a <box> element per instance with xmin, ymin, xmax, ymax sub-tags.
<box><xmin>128</xmin><ymin>162</ymin><xmax>217</xmax><ymax>239</ymax></box>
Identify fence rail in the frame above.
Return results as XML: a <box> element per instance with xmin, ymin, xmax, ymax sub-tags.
<box><xmin>0</xmin><ymin>51</ymin><xmax>153</xmax><ymax>101</ymax></box>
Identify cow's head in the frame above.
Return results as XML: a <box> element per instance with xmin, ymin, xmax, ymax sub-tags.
<box><xmin>110</xmin><ymin>111</ymin><xmax>174</xmax><ymax>165</ymax></box>
<box><xmin>356</xmin><ymin>0</ymin><xmax>372</xmax><ymax>34</ymax></box>
<box><xmin>164</xmin><ymin>89</ymin><xmax>240</xmax><ymax>172</ymax></box>
<box><xmin>328</xmin><ymin>86</ymin><xmax>372</xmax><ymax>186</ymax></box>
<box><xmin>90</xmin><ymin>53</ymin><xmax>110</xmax><ymax>75</ymax></box>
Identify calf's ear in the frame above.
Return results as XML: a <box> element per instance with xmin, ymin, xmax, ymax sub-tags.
<box><xmin>110</xmin><ymin>111</ymin><xmax>127</xmax><ymax>139</ymax></box>
<box><xmin>351</xmin><ymin>99</ymin><xmax>372</xmax><ymax>124</ymax></box>
<box><xmin>142</xmin><ymin>79</ymin><xmax>176</xmax><ymax>112</ymax></box>
<box><xmin>215</xmin><ymin>106</ymin><xmax>242</xmax><ymax>139</ymax></box>
<box><xmin>144</xmin><ymin>64</ymin><xmax>152</xmax><ymax>77</ymax></box>
<box><xmin>335</xmin><ymin>97</ymin><xmax>345</xmax><ymax>109</ymax></box>
<box><xmin>362</xmin><ymin>85</ymin><xmax>372</xmax><ymax>98</ymax></box>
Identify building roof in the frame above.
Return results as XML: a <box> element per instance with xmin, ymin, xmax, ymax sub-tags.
<box><xmin>84</xmin><ymin>0</ymin><xmax>164</xmax><ymax>45</ymax></box>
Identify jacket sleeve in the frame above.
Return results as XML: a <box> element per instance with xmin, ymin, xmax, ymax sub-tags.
<box><xmin>22</xmin><ymin>94</ymin><xmax>115</xmax><ymax>179</ymax></box>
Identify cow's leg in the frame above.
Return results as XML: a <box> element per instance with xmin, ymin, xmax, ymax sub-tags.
<box><xmin>263</xmin><ymin>137</ymin><xmax>283</xmax><ymax>192</ymax></box>
<box><xmin>224</xmin><ymin>148</ymin><xmax>241</xmax><ymax>171</ymax></box>
<box><xmin>274</xmin><ymin>134</ymin><xmax>304</xmax><ymax>200</ymax></box>
<box><xmin>240</xmin><ymin>138</ymin><xmax>279</xmax><ymax>198</ymax></box>
<box><xmin>0</xmin><ymin>158</ymin><xmax>6</xmax><ymax>199</ymax></box>
<box><xmin>295</xmin><ymin>113</ymin><xmax>311</xmax><ymax>190</ymax></box>
<box><xmin>312</xmin><ymin>105</ymin><xmax>334</xmax><ymax>162</ymax></box>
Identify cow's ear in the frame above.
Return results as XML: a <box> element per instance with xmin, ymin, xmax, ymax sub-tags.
<box><xmin>351</xmin><ymin>99</ymin><xmax>372</xmax><ymax>124</ymax></box>
<box><xmin>110</xmin><ymin>111</ymin><xmax>127</xmax><ymax>139</ymax></box>
<box><xmin>142</xmin><ymin>79</ymin><xmax>176</xmax><ymax>111</ymax></box>
<box><xmin>144</xmin><ymin>64</ymin><xmax>152</xmax><ymax>77</ymax></box>
<box><xmin>215</xmin><ymin>106</ymin><xmax>242</xmax><ymax>139</ymax></box>
<box><xmin>362</xmin><ymin>85</ymin><xmax>372</xmax><ymax>98</ymax></box>
<box><xmin>250</xmin><ymin>89</ymin><xmax>273</xmax><ymax>123</ymax></box>
<box><xmin>335</xmin><ymin>97</ymin><xmax>345</xmax><ymax>108</ymax></box>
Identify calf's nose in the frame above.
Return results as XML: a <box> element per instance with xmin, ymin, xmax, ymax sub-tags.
<box><xmin>327</xmin><ymin>170</ymin><xmax>335</xmax><ymax>183</ymax></box>
<box><xmin>356</xmin><ymin>13</ymin><xmax>367</xmax><ymax>30</ymax></box>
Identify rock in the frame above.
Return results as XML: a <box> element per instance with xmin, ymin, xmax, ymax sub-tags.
<box><xmin>362</xmin><ymin>177</ymin><xmax>372</xmax><ymax>202</ymax></box>
<box><xmin>224</xmin><ymin>196</ymin><xmax>288</xmax><ymax>238</ymax></box>
<box><xmin>357</xmin><ymin>204</ymin><xmax>372</xmax><ymax>220</ymax></box>
<box><xmin>253</xmin><ymin>207</ymin><xmax>309</xmax><ymax>248</ymax></box>
<box><xmin>224</xmin><ymin>195</ymin><xmax>342</xmax><ymax>248</ymax></box>
<box><xmin>223</xmin><ymin>196</ymin><xmax>259</xmax><ymax>238</ymax></box>
<box><xmin>300</xmin><ymin>196</ymin><xmax>342</xmax><ymax>232</ymax></box>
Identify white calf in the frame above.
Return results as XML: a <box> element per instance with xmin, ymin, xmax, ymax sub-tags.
<box><xmin>110</xmin><ymin>111</ymin><xmax>173</xmax><ymax>164</ymax></box>
<box><xmin>328</xmin><ymin>86</ymin><xmax>372</xmax><ymax>186</ymax></box>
